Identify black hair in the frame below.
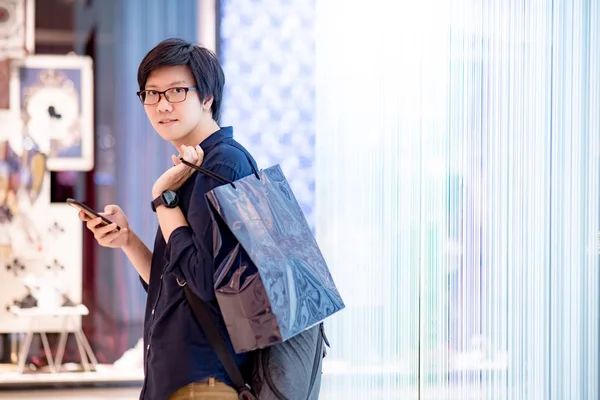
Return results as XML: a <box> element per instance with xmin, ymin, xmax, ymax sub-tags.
<box><xmin>137</xmin><ymin>38</ymin><xmax>225</xmax><ymax>121</ymax></box>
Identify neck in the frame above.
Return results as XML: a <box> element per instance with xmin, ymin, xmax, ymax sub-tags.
<box><xmin>172</xmin><ymin>118</ymin><xmax>220</xmax><ymax>149</ymax></box>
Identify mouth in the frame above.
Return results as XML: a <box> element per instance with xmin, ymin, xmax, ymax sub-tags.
<box><xmin>159</xmin><ymin>119</ymin><xmax>178</xmax><ymax>125</ymax></box>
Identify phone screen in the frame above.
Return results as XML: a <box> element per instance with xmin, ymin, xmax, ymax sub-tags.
<box><xmin>66</xmin><ymin>198</ymin><xmax>121</xmax><ymax>231</ymax></box>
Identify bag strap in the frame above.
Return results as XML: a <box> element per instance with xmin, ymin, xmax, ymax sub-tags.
<box><xmin>182</xmin><ymin>139</ymin><xmax>261</xmax><ymax>398</ymax></box>
<box><xmin>184</xmin><ymin>286</ymin><xmax>257</xmax><ymax>400</ymax></box>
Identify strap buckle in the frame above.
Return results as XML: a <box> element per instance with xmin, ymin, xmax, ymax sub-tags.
<box><xmin>238</xmin><ymin>384</ymin><xmax>256</xmax><ymax>400</ymax></box>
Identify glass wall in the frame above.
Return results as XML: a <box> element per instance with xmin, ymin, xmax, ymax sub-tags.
<box><xmin>314</xmin><ymin>0</ymin><xmax>600</xmax><ymax>399</ymax></box>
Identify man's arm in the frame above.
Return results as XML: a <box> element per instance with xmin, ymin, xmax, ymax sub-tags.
<box><xmin>122</xmin><ymin>231</ymin><xmax>153</xmax><ymax>284</ymax></box>
<box><xmin>154</xmin><ymin>206</ymin><xmax>188</xmax><ymax>243</ymax></box>
<box><xmin>80</xmin><ymin>205</ymin><xmax>153</xmax><ymax>286</ymax></box>
<box><xmin>156</xmin><ymin>162</ymin><xmax>242</xmax><ymax>302</ymax></box>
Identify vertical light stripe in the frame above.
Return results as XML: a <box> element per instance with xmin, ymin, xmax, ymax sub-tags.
<box><xmin>197</xmin><ymin>0</ymin><xmax>217</xmax><ymax>52</ymax></box>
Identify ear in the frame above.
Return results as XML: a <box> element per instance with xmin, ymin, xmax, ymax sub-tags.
<box><xmin>202</xmin><ymin>96</ymin><xmax>214</xmax><ymax>111</ymax></box>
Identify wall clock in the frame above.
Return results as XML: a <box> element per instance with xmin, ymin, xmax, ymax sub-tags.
<box><xmin>24</xmin><ymin>69</ymin><xmax>81</xmax><ymax>156</ymax></box>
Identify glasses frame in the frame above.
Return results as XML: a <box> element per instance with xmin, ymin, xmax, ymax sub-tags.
<box><xmin>136</xmin><ymin>86</ymin><xmax>199</xmax><ymax>105</ymax></box>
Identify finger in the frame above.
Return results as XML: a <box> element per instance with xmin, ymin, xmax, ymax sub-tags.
<box><xmin>106</xmin><ymin>228</ymin><xmax>128</xmax><ymax>245</ymax></box>
<box><xmin>194</xmin><ymin>145</ymin><xmax>203</xmax><ymax>165</ymax></box>
<box><xmin>102</xmin><ymin>204</ymin><xmax>120</xmax><ymax>216</ymax></box>
<box><xmin>184</xmin><ymin>146</ymin><xmax>193</xmax><ymax>162</ymax></box>
<box><xmin>86</xmin><ymin>216</ymin><xmax>105</xmax><ymax>231</ymax></box>
<box><xmin>78</xmin><ymin>210</ymin><xmax>91</xmax><ymax>222</ymax></box>
<box><xmin>95</xmin><ymin>222</ymin><xmax>119</xmax><ymax>237</ymax></box>
<box><xmin>99</xmin><ymin>228</ymin><xmax>125</xmax><ymax>245</ymax></box>
<box><xmin>172</xmin><ymin>154</ymin><xmax>180</xmax><ymax>165</ymax></box>
<box><xmin>179</xmin><ymin>152</ymin><xmax>193</xmax><ymax>166</ymax></box>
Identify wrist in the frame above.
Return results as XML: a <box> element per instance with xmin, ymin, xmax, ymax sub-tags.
<box><xmin>152</xmin><ymin>189</ymin><xmax>163</xmax><ymax>199</ymax></box>
<box><xmin>151</xmin><ymin>189</ymin><xmax>179</xmax><ymax>212</ymax></box>
<box><xmin>122</xmin><ymin>229</ymin><xmax>137</xmax><ymax>251</ymax></box>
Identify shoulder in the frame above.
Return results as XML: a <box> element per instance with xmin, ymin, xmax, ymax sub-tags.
<box><xmin>196</xmin><ymin>140</ymin><xmax>257</xmax><ymax>183</ymax></box>
<box><xmin>204</xmin><ymin>140</ymin><xmax>256</xmax><ymax>175</ymax></box>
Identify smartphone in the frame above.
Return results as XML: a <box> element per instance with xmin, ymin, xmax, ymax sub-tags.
<box><xmin>66</xmin><ymin>198</ymin><xmax>121</xmax><ymax>231</ymax></box>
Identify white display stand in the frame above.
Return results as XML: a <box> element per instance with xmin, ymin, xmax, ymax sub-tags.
<box><xmin>8</xmin><ymin>304</ymin><xmax>98</xmax><ymax>373</ymax></box>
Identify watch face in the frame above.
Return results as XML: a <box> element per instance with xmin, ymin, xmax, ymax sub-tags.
<box><xmin>163</xmin><ymin>190</ymin><xmax>178</xmax><ymax>206</ymax></box>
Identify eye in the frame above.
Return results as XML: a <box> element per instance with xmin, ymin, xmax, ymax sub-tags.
<box><xmin>147</xmin><ymin>90</ymin><xmax>159</xmax><ymax>96</ymax></box>
<box><xmin>172</xmin><ymin>88</ymin><xmax>186</xmax><ymax>93</ymax></box>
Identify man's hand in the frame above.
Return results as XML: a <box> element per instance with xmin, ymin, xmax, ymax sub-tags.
<box><xmin>152</xmin><ymin>144</ymin><xmax>204</xmax><ymax>198</ymax></box>
<box><xmin>79</xmin><ymin>204</ymin><xmax>152</xmax><ymax>283</ymax></box>
<box><xmin>79</xmin><ymin>205</ymin><xmax>131</xmax><ymax>248</ymax></box>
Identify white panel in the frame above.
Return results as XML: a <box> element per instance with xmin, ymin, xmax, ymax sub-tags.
<box><xmin>0</xmin><ymin>203</ymin><xmax>83</xmax><ymax>333</ymax></box>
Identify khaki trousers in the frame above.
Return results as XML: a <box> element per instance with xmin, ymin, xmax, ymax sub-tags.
<box><xmin>168</xmin><ymin>378</ymin><xmax>239</xmax><ymax>400</ymax></box>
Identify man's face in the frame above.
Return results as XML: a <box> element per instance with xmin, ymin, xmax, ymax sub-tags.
<box><xmin>142</xmin><ymin>65</ymin><xmax>212</xmax><ymax>144</ymax></box>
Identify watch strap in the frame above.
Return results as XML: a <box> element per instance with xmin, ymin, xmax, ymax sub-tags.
<box><xmin>151</xmin><ymin>194</ymin><xmax>166</xmax><ymax>212</ymax></box>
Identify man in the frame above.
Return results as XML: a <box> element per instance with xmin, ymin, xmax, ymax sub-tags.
<box><xmin>80</xmin><ymin>38</ymin><xmax>258</xmax><ymax>399</ymax></box>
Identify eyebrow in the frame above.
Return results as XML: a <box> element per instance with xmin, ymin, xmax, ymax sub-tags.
<box><xmin>145</xmin><ymin>80</ymin><xmax>188</xmax><ymax>89</ymax></box>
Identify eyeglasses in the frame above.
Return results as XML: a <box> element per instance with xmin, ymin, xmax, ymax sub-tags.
<box><xmin>136</xmin><ymin>87</ymin><xmax>198</xmax><ymax>105</ymax></box>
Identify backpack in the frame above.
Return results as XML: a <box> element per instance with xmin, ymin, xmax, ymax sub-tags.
<box><xmin>185</xmin><ymin>286</ymin><xmax>330</xmax><ymax>400</ymax></box>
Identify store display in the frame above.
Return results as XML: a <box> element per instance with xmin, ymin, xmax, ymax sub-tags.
<box><xmin>0</xmin><ymin>0</ymin><xmax>147</xmax><ymax>389</ymax></box>
<box><xmin>10</xmin><ymin>55</ymin><xmax>94</xmax><ymax>171</ymax></box>
<box><xmin>0</xmin><ymin>6</ymin><xmax>94</xmax><ymax>379</ymax></box>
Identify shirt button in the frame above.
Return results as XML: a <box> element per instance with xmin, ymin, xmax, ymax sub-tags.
<box><xmin>147</xmin><ymin>345</ymin><xmax>150</xmax><ymax>350</ymax></box>
<box><xmin>160</xmin><ymin>274</ymin><xmax>163</xmax><ymax>280</ymax></box>
<box><xmin>151</xmin><ymin>308</ymin><xmax>155</xmax><ymax>314</ymax></box>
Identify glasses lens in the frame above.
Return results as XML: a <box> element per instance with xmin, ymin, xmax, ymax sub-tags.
<box><xmin>165</xmin><ymin>88</ymin><xmax>187</xmax><ymax>103</ymax></box>
<box><xmin>140</xmin><ymin>91</ymin><xmax>160</xmax><ymax>104</ymax></box>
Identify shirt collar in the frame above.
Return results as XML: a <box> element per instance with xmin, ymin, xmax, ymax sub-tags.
<box><xmin>199</xmin><ymin>126</ymin><xmax>233</xmax><ymax>152</ymax></box>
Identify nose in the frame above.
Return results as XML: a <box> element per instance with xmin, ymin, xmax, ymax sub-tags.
<box><xmin>156</xmin><ymin>94</ymin><xmax>172</xmax><ymax>113</ymax></box>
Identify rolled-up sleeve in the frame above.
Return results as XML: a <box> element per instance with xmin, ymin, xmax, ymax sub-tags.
<box><xmin>163</xmin><ymin>162</ymin><xmax>241</xmax><ymax>302</ymax></box>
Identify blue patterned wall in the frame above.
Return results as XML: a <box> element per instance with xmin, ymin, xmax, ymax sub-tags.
<box><xmin>219</xmin><ymin>0</ymin><xmax>316</xmax><ymax>229</ymax></box>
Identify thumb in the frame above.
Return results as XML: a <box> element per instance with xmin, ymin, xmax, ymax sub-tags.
<box><xmin>103</xmin><ymin>204</ymin><xmax>120</xmax><ymax>215</ymax></box>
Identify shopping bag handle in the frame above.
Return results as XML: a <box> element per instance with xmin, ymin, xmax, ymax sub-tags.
<box><xmin>179</xmin><ymin>142</ymin><xmax>260</xmax><ymax>189</ymax></box>
<box><xmin>179</xmin><ymin>159</ymin><xmax>235</xmax><ymax>186</ymax></box>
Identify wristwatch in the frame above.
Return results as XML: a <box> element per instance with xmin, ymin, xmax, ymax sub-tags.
<box><xmin>151</xmin><ymin>190</ymin><xmax>179</xmax><ymax>212</ymax></box>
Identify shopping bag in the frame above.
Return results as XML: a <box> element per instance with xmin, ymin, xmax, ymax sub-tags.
<box><xmin>187</xmin><ymin>158</ymin><xmax>345</xmax><ymax>354</ymax></box>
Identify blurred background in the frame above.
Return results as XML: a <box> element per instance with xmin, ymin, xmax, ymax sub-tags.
<box><xmin>0</xmin><ymin>0</ymin><xmax>599</xmax><ymax>399</ymax></box>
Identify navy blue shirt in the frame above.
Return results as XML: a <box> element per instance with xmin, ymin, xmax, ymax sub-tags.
<box><xmin>138</xmin><ymin>127</ymin><xmax>258</xmax><ymax>400</ymax></box>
